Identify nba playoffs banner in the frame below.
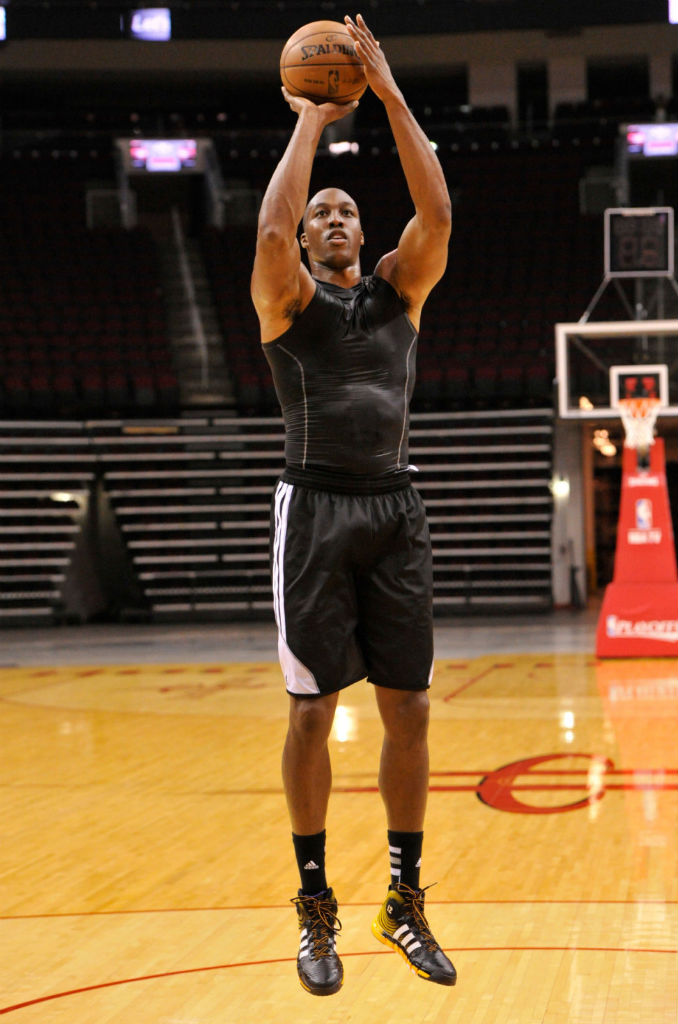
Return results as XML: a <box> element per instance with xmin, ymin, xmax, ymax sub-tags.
<box><xmin>596</xmin><ymin>439</ymin><xmax>678</xmax><ymax>657</ymax></box>
<box><xmin>597</xmin><ymin>584</ymin><xmax>678</xmax><ymax>656</ymax></box>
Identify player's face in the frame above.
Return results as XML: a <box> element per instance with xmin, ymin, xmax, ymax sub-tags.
<box><xmin>301</xmin><ymin>188</ymin><xmax>364</xmax><ymax>269</ymax></box>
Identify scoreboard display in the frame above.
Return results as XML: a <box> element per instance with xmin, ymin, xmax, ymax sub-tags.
<box><xmin>604</xmin><ymin>207</ymin><xmax>674</xmax><ymax>278</ymax></box>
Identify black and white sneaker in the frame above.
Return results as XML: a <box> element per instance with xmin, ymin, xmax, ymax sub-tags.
<box><xmin>372</xmin><ymin>883</ymin><xmax>457</xmax><ymax>986</ymax></box>
<box><xmin>292</xmin><ymin>888</ymin><xmax>343</xmax><ymax>996</ymax></box>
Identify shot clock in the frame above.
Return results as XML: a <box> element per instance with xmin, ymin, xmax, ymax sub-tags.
<box><xmin>604</xmin><ymin>207</ymin><xmax>674</xmax><ymax>278</ymax></box>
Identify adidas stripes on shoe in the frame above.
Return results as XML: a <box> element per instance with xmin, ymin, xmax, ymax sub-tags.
<box><xmin>292</xmin><ymin>888</ymin><xmax>343</xmax><ymax>996</ymax></box>
<box><xmin>372</xmin><ymin>883</ymin><xmax>457</xmax><ymax>986</ymax></box>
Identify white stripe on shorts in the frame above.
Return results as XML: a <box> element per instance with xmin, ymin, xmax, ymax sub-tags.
<box><xmin>272</xmin><ymin>480</ymin><xmax>293</xmax><ymax>638</ymax></box>
<box><xmin>272</xmin><ymin>480</ymin><xmax>320</xmax><ymax>696</ymax></box>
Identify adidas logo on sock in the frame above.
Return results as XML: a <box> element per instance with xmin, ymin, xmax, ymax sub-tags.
<box><xmin>304</xmin><ymin>860</ymin><xmax>320</xmax><ymax>871</ymax></box>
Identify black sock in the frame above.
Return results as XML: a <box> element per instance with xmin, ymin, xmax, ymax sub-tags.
<box><xmin>292</xmin><ymin>830</ymin><xmax>328</xmax><ymax>895</ymax></box>
<box><xmin>388</xmin><ymin>830</ymin><xmax>424</xmax><ymax>890</ymax></box>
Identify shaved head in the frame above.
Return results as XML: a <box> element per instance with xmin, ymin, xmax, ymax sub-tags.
<box><xmin>302</xmin><ymin>188</ymin><xmax>359</xmax><ymax>231</ymax></box>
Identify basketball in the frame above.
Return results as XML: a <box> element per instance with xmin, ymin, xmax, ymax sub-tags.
<box><xmin>280</xmin><ymin>20</ymin><xmax>367</xmax><ymax>104</ymax></box>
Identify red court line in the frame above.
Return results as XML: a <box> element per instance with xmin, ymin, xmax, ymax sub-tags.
<box><xmin>341</xmin><ymin>765</ymin><xmax>678</xmax><ymax>794</ymax></box>
<box><xmin>430</xmin><ymin>769</ymin><xmax>678</xmax><ymax>776</ymax></box>
<box><xmin>338</xmin><ymin>782</ymin><xmax>678</xmax><ymax>793</ymax></box>
<box><xmin>442</xmin><ymin>662</ymin><xmax>515</xmax><ymax>701</ymax></box>
<box><xmin>2</xmin><ymin>946</ymin><xmax>676</xmax><ymax>1015</ymax></box>
<box><xmin>2</xmin><ymin>901</ymin><xmax>675</xmax><ymax>925</ymax></box>
<box><xmin>2</xmin><ymin>897</ymin><xmax>676</xmax><ymax>921</ymax></box>
<box><xmin>5</xmin><ymin>778</ymin><xmax>674</xmax><ymax>798</ymax></box>
<box><xmin>0</xmin><ymin>959</ymin><xmax>293</xmax><ymax>1016</ymax></box>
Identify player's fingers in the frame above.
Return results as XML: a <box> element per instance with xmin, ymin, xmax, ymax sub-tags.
<box><xmin>346</xmin><ymin>13</ymin><xmax>375</xmax><ymax>44</ymax></box>
<box><xmin>355</xmin><ymin>13</ymin><xmax>379</xmax><ymax>43</ymax></box>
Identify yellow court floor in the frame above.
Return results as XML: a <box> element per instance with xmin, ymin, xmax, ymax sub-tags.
<box><xmin>0</xmin><ymin>619</ymin><xmax>676</xmax><ymax>1023</ymax></box>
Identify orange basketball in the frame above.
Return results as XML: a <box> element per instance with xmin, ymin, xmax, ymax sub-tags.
<box><xmin>280</xmin><ymin>20</ymin><xmax>367</xmax><ymax>104</ymax></box>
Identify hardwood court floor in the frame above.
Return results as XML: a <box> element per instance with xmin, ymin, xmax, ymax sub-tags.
<box><xmin>0</xmin><ymin>613</ymin><xmax>676</xmax><ymax>1023</ymax></box>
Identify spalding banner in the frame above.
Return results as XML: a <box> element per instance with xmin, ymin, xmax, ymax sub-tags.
<box><xmin>596</xmin><ymin>438</ymin><xmax>678</xmax><ymax>657</ymax></box>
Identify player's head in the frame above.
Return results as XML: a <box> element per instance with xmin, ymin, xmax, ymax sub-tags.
<box><xmin>300</xmin><ymin>187</ymin><xmax>364</xmax><ymax>270</ymax></box>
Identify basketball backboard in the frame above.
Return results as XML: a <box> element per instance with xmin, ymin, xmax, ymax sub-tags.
<box><xmin>555</xmin><ymin>319</ymin><xmax>677</xmax><ymax>419</ymax></box>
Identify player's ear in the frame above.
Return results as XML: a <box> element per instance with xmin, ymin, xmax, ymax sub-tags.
<box><xmin>360</xmin><ymin>231</ymin><xmax>364</xmax><ymax>247</ymax></box>
<box><xmin>300</xmin><ymin>232</ymin><xmax>309</xmax><ymax>249</ymax></box>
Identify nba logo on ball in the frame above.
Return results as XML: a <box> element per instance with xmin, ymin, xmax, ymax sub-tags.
<box><xmin>635</xmin><ymin>498</ymin><xmax>652</xmax><ymax>530</ymax></box>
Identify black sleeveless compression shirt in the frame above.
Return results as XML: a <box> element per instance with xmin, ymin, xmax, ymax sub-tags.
<box><xmin>262</xmin><ymin>275</ymin><xmax>418</xmax><ymax>478</ymax></box>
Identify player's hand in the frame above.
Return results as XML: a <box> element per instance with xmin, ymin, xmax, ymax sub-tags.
<box><xmin>344</xmin><ymin>13</ymin><xmax>399</xmax><ymax>103</ymax></box>
<box><xmin>281</xmin><ymin>86</ymin><xmax>359</xmax><ymax>124</ymax></box>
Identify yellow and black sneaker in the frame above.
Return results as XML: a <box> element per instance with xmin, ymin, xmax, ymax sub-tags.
<box><xmin>372</xmin><ymin>883</ymin><xmax>457</xmax><ymax>986</ymax></box>
<box><xmin>292</xmin><ymin>889</ymin><xmax>343</xmax><ymax>996</ymax></box>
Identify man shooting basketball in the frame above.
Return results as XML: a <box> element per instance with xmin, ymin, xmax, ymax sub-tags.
<box><xmin>250</xmin><ymin>13</ymin><xmax>455</xmax><ymax>996</ymax></box>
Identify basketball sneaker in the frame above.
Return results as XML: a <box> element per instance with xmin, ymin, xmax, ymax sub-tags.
<box><xmin>372</xmin><ymin>883</ymin><xmax>457</xmax><ymax>986</ymax></box>
<box><xmin>292</xmin><ymin>889</ymin><xmax>343</xmax><ymax>996</ymax></box>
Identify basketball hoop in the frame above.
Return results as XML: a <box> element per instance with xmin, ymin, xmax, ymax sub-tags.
<box><xmin>618</xmin><ymin>397</ymin><xmax>661</xmax><ymax>452</ymax></box>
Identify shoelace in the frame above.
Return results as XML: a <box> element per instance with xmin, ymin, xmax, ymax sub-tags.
<box><xmin>395</xmin><ymin>883</ymin><xmax>439</xmax><ymax>951</ymax></box>
<box><xmin>293</xmin><ymin>894</ymin><xmax>342</xmax><ymax>958</ymax></box>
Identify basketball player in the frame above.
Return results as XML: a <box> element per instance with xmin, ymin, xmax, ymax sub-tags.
<box><xmin>251</xmin><ymin>14</ymin><xmax>455</xmax><ymax>995</ymax></box>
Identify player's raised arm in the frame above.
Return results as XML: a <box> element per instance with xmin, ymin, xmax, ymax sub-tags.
<box><xmin>345</xmin><ymin>14</ymin><xmax>451</xmax><ymax>327</ymax></box>
<box><xmin>251</xmin><ymin>91</ymin><xmax>358</xmax><ymax>343</ymax></box>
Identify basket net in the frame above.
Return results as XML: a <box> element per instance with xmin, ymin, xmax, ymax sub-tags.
<box><xmin>618</xmin><ymin>397</ymin><xmax>661</xmax><ymax>451</ymax></box>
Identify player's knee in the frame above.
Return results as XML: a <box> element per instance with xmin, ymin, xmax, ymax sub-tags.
<box><xmin>288</xmin><ymin>694</ymin><xmax>336</xmax><ymax>744</ymax></box>
<box><xmin>381</xmin><ymin>689</ymin><xmax>430</xmax><ymax>744</ymax></box>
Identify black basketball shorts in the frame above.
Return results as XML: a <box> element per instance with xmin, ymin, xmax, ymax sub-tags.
<box><xmin>270</xmin><ymin>479</ymin><xmax>434</xmax><ymax>697</ymax></box>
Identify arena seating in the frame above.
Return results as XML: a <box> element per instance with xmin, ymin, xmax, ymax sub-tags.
<box><xmin>0</xmin><ymin>412</ymin><xmax>554</xmax><ymax>623</ymax></box>
<box><xmin>0</xmin><ymin>165</ymin><xmax>180</xmax><ymax>418</ymax></box>
<box><xmin>0</xmin><ymin>94</ymin><xmax>669</xmax><ymax>422</ymax></box>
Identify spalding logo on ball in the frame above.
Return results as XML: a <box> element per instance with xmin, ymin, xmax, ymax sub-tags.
<box><xmin>280</xmin><ymin>20</ymin><xmax>367</xmax><ymax>103</ymax></box>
